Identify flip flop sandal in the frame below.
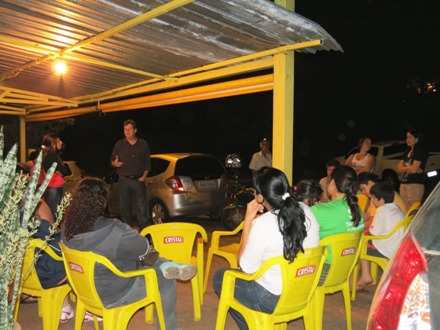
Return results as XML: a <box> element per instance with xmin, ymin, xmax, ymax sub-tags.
<box><xmin>20</xmin><ymin>295</ymin><xmax>38</xmax><ymax>304</ymax></box>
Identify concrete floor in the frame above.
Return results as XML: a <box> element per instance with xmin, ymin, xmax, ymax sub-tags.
<box><xmin>16</xmin><ymin>216</ymin><xmax>375</xmax><ymax>329</ymax></box>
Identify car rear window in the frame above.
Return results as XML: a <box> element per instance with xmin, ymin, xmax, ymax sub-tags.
<box><xmin>383</xmin><ymin>143</ymin><xmax>407</xmax><ymax>157</ymax></box>
<box><xmin>150</xmin><ymin>158</ymin><xmax>170</xmax><ymax>177</ymax></box>
<box><xmin>175</xmin><ymin>155</ymin><xmax>226</xmax><ymax>180</ymax></box>
<box><xmin>412</xmin><ymin>182</ymin><xmax>440</xmax><ymax>252</ymax></box>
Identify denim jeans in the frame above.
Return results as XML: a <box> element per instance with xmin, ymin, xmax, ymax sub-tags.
<box><xmin>44</xmin><ymin>186</ymin><xmax>63</xmax><ymax>220</ymax></box>
<box><xmin>214</xmin><ymin>268</ymin><xmax>280</xmax><ymax>330</ymax></box>
<box><xmin>106</xmin><ymin>257</ymin><xmax>177</xmax><ymax>330</ymax></box>
<box><xmin>118</xmin><ymin>176</ymin><xmax>150</xmax><ymax>228</ymax></box>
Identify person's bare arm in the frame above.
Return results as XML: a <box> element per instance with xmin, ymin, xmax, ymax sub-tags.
<box><xmin>345</xmin><ymin>154</ymin><xmax>354</xmax><ymax>166</ymax></box>
<box><xmin>396</xmin><ymin>160</ymin><xmax>406</xmax><ymax>174</ymax></box>
<box><xmin>34</xmin><ymin>199</ymin><xmax>54</xmax><ymax>224</ymax></box>
<box><xmin>238</xmin><ymin>199</ymin><xmax>264</xmax><ymax>261</ymax></box>
<box><xmin>405</xmin><ymin>160</ymin><xmax>423</xmax><ymax>174</ymax></box>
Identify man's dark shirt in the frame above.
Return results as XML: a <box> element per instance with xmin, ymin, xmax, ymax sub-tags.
<box><xmin>111</xmin><ymin>138</ymin><xmax>151</xmax><ymax>177</ymax></box>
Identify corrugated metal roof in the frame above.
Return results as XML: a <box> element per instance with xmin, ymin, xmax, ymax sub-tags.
<box><xmin>0</xmin><ymin>0</ymin><xmax>342</xmax><ymax>119</ymax></box>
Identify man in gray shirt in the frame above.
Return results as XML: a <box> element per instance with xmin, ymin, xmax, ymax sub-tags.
<box><xmin>111</xmin><ymin>119</ymin><xmax>151</xmax><ymax>229</ymax></box>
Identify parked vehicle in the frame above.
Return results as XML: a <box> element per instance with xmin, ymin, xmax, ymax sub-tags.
<box><xmin>221</xmin><ymin>153</ymin><xmax>255</xmax><ymax>230</ymax></box>
<box><xmin>17</xmin><ymin>159</ymin><xmax>83</xmax><ymax>193</ymax></box>
<box><xmin>106</xmin><ymin>153</ymin><xmax>228</xmax><ymax>224</ymax></box>
<box><xmin>63</xmin><ymin>161</ymin><xmax>83</xmax><ymax>193</ymax></box>
<box><xmin>366</xmin><ymin>180</ymin><xmax>440</xmax><ymax>330</ymax></box>
<box><xmin>336</xmin><ymin>140</ymin><xmax>440</xmax><ymax>185</ymax></box>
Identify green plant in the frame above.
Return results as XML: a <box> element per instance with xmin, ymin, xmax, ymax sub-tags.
<box><xmin>0</xmin><ymin>126</ymin><xmax>57</xmax><ymax>330</ymax></box>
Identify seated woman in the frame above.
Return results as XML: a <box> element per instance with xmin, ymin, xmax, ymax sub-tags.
<box><xmin>214</xmin><ymin>167</ymin><xmax>317</xmax><ymax>330</ymax></box>
<box><xmin>357</xmin><ymin>182</ymin><xmax>405</xmax><ymax>290</ymax></box>
<box><xmin>345</xmin><ymin>137</ymin><xmax>376</xmax><ymax>174</ymax></box>
<box><xmin>61</xmin><ymin>177</ymin><xmax>196</xmax><ymax>330</ymax></box>
<box><xmin>293</xmin><ymin>179</ymin><xmax>321</xmax><ymax>247</ymax></box>
<box><xmin>311</xmin><ymin>166</ymin><xmax>364</xmax><ymax>284</ymax></box>
<box><xmin>23</xmin><ymin>199</ymin><xmax>80</xmax><ymax>323</ymax></box>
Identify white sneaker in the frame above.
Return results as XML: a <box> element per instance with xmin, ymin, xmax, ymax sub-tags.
<box><xmin>60</xmin><ymin>304</ymin><xmax>74</xmax><ymax>324</ymax></box>
<box><xmin>84</xmin><ymin>311</ymin><xmax>103</xmax><ymax>322</ymax></box>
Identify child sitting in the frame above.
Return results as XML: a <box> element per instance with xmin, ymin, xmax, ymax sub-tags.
<box><xmin>356</xmin><ymin>181</ymin><xmax>405</xmax><ymax>290</ymax></box>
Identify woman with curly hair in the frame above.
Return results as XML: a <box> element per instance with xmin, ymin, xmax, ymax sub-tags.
<box><xmin>62</xmin><ymin>177</ymin><xmax>196</xmax><ymax>330</ymax></box>
<box><xmin>214</xmin><ymin>167</ymin><xmax>316</xmax><ymax>330</ymax></box>
<box><xmin>311</xmin><ymin>165</ymin><xmax>364</xmax><ymax>283</ymax></box>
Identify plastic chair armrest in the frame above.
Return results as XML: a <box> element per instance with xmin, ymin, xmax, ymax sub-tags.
<box><xmin>210</xmin><ymin>222</ymin><xmax>244</xmax><ymax>249</ymax></box>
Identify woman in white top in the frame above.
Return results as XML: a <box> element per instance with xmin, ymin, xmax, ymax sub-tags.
<box><xmin>214</xmin><ymin>167</ymin><xmax>315</xmax><ymax>330</ymax></box>
<box><xmin>345</xmin><ymin>137</ymin><xmax>376</xmax><ymax>174</ymax></box>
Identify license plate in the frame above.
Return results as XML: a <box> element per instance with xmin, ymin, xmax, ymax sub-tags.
<box><xmin>196</xmin><ymin>180</ymin><xmax>217</xmax><ymax>190</ymax></box>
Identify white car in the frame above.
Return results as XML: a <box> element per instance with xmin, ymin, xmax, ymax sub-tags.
<box><xmin>336</xmin><ymin>140</ymin><xmax>440</xmax><ymax>184</ymax></box>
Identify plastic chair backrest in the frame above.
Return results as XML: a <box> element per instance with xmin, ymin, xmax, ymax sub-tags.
<box><xmin>406</xmin><ymin>201</ymin><xmax>421</xmax><ymax>217</ymax></box>
<box><xmin>140</xmin><ymin>222</ymin><xmax>208</xmax><ymax>264</ymax></box>
<box><xmin>59</xmin><ymin>243</ymin><xmax>111</xmax><ymax>310</ymax></box>
<box><xmin>273</xmin><ymin>246</ymin><xmax>328</xmax><ymax>317</ymax></box>
<box><xmin>216</xmin><ymin>246</ymin><xmax>327</xmax><ymax>329</ymax></box>
<box><xmin>140</xmin><ymin>222</ymin><xmax>208</xmax><ymax>321</ymax></box>
<box><xmin>14</xmin><ymin>239</ymin><xmax>72</xmax><ymax>330</ymax></box>
<box><xmin>20</xmin><ymin>239</ymin><xmax>46</xmax><ymax>291</ymax></box>
<box><xmin>320</xmin><ymin>231</ymin><xmax>362</xmax><ymax>288</ymax></box>
<box><xmin>357</xmin><ymin>194</ymin><xmax>368</xmax><ymax>214</ymax></box>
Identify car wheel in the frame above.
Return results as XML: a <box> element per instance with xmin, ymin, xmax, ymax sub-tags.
<box><xmin>149</xmin><ymin>200</ymin><xmax>169</xmax><ymax>224</ymax></box>
<box><xmin>209</xmin><ymin>210</ymin><xmax>222</xmax><ymax>221</ymax></box>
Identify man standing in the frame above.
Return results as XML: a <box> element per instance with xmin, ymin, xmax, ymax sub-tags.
<box><xmin>249</xmin><ymin>138</ymin><xmax>272</xmax><ymax>177</ymax></box>
<box><xmin>111</xmin><ymin>120</ymin><xmax>151</xmax><ymax>229</ymax></box>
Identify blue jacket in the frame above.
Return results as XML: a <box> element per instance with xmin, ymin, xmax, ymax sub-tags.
<box><xmin>32</xmin><ymin>219</ymin><xmax>66</xmax><ymax>289</ymax></box>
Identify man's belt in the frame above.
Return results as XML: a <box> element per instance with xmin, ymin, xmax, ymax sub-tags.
<box><xmin>123</xmin><ymin>175</ymin><xmax>141</xmax><ymax>180</ymax></box>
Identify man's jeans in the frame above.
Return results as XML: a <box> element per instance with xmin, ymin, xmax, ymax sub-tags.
<box><xmin>45</xmin><ymin>186</ymin><xmax>63</xmax><ymax>221</ymax></box>
<box><xmin>118</xmin><ymin>176</ymin><xmax>150</xmax><ymax>228</ymax></box>
<box><xmin>213</xmin><ymin>268</ymin><xmax>280</xmax><ymax>330</ymax></box>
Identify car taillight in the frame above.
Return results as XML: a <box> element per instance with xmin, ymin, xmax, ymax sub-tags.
<box><xmin>165</xmin><ymin>176</ymin><xmax>185</xmax><ymax>192</ymax></box>
<box><xmin>367</xmin><ymin>231</ymin><xmax>429</xmax><ymax>330</ymax></box>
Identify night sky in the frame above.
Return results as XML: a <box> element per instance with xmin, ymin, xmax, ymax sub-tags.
<box><xmin>17</xmin><ymin>0</ymin><xmax>440</xmax><ymax>183</ymax></box>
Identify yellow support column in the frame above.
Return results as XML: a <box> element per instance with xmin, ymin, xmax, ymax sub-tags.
<box><xmin>273</xmin><ymin>0</ymin><xmax>295</xmax><ymax>183</ymax></box>
<box><xmin>19</xmin><ymin>116</ymin><xmax>26</xmax><ymax>163</ymax></box>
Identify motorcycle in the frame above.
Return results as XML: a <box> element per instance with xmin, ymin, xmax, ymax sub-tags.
<box><xmin>221</xmin><ymin>154</ymin><xmax>255</xmax><ymax>231</ymax></box>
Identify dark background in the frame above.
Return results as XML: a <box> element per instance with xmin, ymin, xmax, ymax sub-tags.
<box><xmin>3</xmin><ymin>0</ymin><xmax>440</xmax><ymax>184</ymax></box>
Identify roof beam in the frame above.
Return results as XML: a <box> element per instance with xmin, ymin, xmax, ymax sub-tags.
<box><xmin>0</xmin><ymin>87</ymin><xmax>77</xmax><ymax>108</ymax></box>
<box><xmin>25</xmin><ymin>74</ymin><xmax>273</xmax><ymax>122</ymax></box>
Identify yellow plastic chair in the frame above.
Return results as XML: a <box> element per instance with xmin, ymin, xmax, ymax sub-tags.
<box><xmin>311</xmin><ymin>231</ymin><xmax>362</xmax><ymax>330</ymax></box>
<box><xmin>140</xmin><ymin>222</ymin><xmax>208</xmax><ymax>321</ymax></box>
<box><xmin>215</xmin><ymin>246</ymin><xmax>328</xmax><ymax>330</ymax></box>
<box><xmin>203</xmin><ymin>221</ymin><xmax>244</xmax><ymax>293</ymax></box>
<box><xmin>14</xmin><ymin>238</ymin><xmax>72</xmax><ymax>330</ymax></box>
<box><xmin>59</xmin><ymin>243</ymin><xmax>165</xmax><ymax>330</ymax></box>
<box><xmin>351</xmin><ymin>215</ymin><xmax>413</xmax><ymax>300</ymax></box>
<box><xmin>406</xmin><ymin>201</ymin><xmax>421</xmax><ymax>217</ymax></box>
